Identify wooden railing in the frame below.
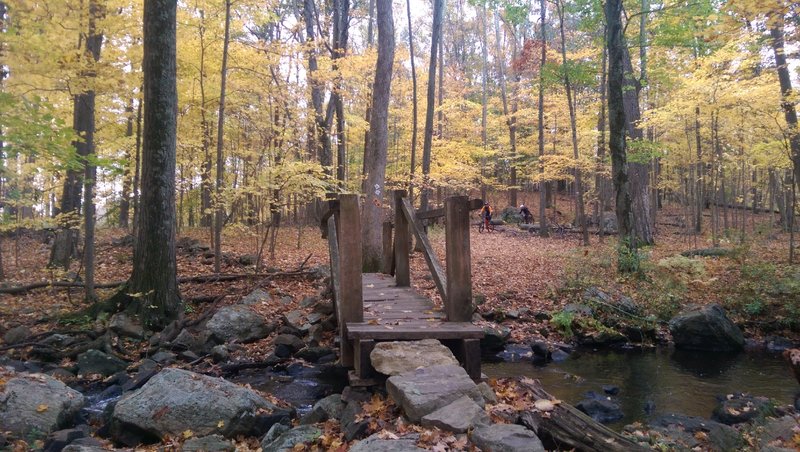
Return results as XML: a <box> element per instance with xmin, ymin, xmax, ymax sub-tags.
<box><xmin>320</xmin><ymin>191</ymin><xmax>483</xmax><ymax>367</ymax></box>
<box><xmin>387</xmin><ymin>190</ymin><xmax>483</xmax><ymax>322</ymax></box>
<box><xmin>320</xmin><ymin>194</ymin><xmax>362</xmax><ymax>367</ymax></box>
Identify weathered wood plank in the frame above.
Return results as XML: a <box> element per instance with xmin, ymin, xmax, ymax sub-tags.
<box><xmin>327</xmin><ymin>217</ymin><xmax>342</xmax><ymax>330</ymax></box>
<box><xmin>338</xmin><ymin>194</ymin><xmax>363</xmax><ymax>367</ymax></box>
<box><xmin>347</xmin><ymin>322</ymin><xmax>484</xmax><ymax>340</ymax></box>
<box><xmin>517</xmin><ymin>379</ymin><xmax>649</xmax><ymax>452</ymax></box>
<box><xmin>355</xmin><ymin>339</ymin><xmax>376</xmax><ymax>379</ymax></box>
<box><xmin>381</xmin><ymin>221</ymin><xmax>394</xmax><ymax>275</ymax></box>
<box><xmin>445</xmin><ymin>196</ymin><xmax>472</xmax><ymax>322</ymax></box>
<box><xmin>320</xmin><ymin>199</ymin><xmax>340</xmax><ymax>239</ymax></box>
<box><xmin>415</xmin><ymin>198</ymin><xmax>485</xmax><ymax>220</ymax></box>
<box><xmin>400</xmin><ymin>198</ymin><xmax>447</xmax><ymax>302</ymax></box>
<box><xmin>393</xmin><ymin>191</ymin><xmax>410</xmax><ymax>286</ymax></box>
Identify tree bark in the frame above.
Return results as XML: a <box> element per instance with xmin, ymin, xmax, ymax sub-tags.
<box><xmin>82</xmin><ymin>0</ymin><xmax>103</xmax><ymax>301</ymax></box>
<box><xmin>127</xmin><ymin>0</ymin><xmax>181</xmax><ymax>330</ymax></box>
<box><xmin>770</xmin><ymin>20</ymin><xmax>800</xmax><ymax>211</ymax></box>
<box><xmin>406</xmin><ymin>0</ymin><xmax>418</xmax><ymax>199</ymax></box>
<box><xmin>419</xmin><ymin>0</ymin><xmax>444</xmax><ymax>213</ymax></box>
<box><xmin>556</xmin><ymin>0</ymin><xmax>588</xmax><ymax>245</ymax></box>
<box><xmin>537</xmin><ymin>0</ymin><xmax>549</xmax><ymax>237</ymax></box>
<box><xmin>494</xmin><ymin>13</ymin><xmax>518</xmax><ymax>208</ymax></box>
<box><xmin>119</xmin><ymin>98</ymin><xmax>134</xmax><ymax>229</ymax></box>
<box><xmin>361</xmin><ymin>0</ymin><xmax>394</xmax><ymax>271</ymax></box>
<box><xmin>605</xmin><ymin>0</ymin><xmax>633</xmax><ymax>248</ymax></box>
<box><xmin>213</xmin><ymin>0</ymin><xmax>231</xmax><ymax>274</ymax></box>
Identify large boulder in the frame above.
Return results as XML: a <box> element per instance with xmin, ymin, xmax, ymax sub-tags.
<box><xmin>386</xmin><ymin>365</ymin><xmax>484</xmax><ymax>422</ymax></box>
<box><xmin>76</xmin><ymin>349</ymin><xmax>128</xmax><ymax>376</ymax></box>
<box><xmin>349</xmin><ymin>433</ymin><xmax>426</xmax><ymax>452</ymax></box>
<box><xmin>261</xmin><ymin>425</ymin><xmax>321</xmax><ymax>452</ymax></box>
<box><xmin>206</xmin><ymin>305</ymin><xmax>275</xmax><ymax>343</ymax></box>
<box><xmin>575</xmin><ymin>395</ymin><xmax>624</xmax><ymax>424</ymax></box>
<box><xmin>370</xmin><ymin>339</ymin><xmax>459</xmax><ymax>376</ymax></box>
<box><xmin>669</xmin><ymin>304</ymin><xmax>745</xmax><ymax>352</ymax></box>
<box><xmin>711</xmin><ymin>393</ymin><xmax>774</xmax><ymax>425</ymax></box>
<box><xmin>649</xmin><ymin>413</ymin><xmax>743</xmax><ymax>451</ymax></box>
<box><xmin>470</xmin><ymin>423</ymin><xmax>545</xmax><ymax>452</ymax></box>
<box><xmin>108</xmin><ymin>312</ymin><xmax>145</xmax><ymax>339</ymax></box>
<box><xmin>0</xmin><ymin>371</ymin><xmax>85</xmax><ymax>437</ymax></box>
<box><xmin>111</xmin><ymin>368</ymin><xmax>278</xmax><ymax>445</ymax></box>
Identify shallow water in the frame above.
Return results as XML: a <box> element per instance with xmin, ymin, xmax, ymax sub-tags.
<box><xmin>233</xmin><ymin>363</ymin><xmax>347</xmax><ymax>415</ymax></box>
<box><xmin>484</xmin><ymin>347</ymin><xmax>797</xmax><ymax>428</ymax></box>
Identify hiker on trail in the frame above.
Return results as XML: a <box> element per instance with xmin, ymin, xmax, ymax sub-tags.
<box><xmin>519</xmin><ymin>204</ymin><xmax>532</xmax><ymax>224</ymax></box>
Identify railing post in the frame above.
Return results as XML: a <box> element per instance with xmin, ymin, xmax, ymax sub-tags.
<box><xmin>445</xmin><ymin>195</ymin><xmax>472</xmax><ymax>321</ymax></box>
<box><xmin>381</xmin><ymin>221</ymin><xmax>394</xmax><ymax>275</ymax></box>
<box><xmin>394</xmin><ymin>190</ymin><xmax>410</xmax><ymax>286</ymax></box>
<box><xmin>337</xmin><ymin>194</ymin><xmax>363</xmax><ymax>367</ymax></box>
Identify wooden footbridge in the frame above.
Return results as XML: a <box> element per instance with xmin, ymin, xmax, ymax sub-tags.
<box><xmin>321</xmin><ymin>191</ymin><xmax>485</xmax><ymax>383</ymax></box>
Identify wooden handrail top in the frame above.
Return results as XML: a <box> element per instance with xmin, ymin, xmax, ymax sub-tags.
<box><xmin>414</xmin><ymin>198</ymin><xmax>485</xmax><ymax>220</ymax></box>
<box><xmin>319</xmin><ymin>199</ymin><xmax>340</xmax><ymax>239</ymax></box>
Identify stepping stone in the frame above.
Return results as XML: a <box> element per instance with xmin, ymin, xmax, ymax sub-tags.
<box><xmin>470</xmin><ymin>424</ymin><xmax>545</xmax><ymax>452</ymax></box>
<box><xmin>386</xmin><ymin>364</ymin><xmax>483</xmax><ymax>422</ymax></box>
<box><xmin>371</xmin><ymin>339</ymin><xmax>459</xmax><ymax>376</ymax></box>
<box><xmin>421</xmin><ymin>395</ymin><xmax>490</xmax><ymax>433</ymax></box>
<box><xmin>349</xmin><ymin>433</ymin><xmax>426</xmax><ymax>452</ymax></box>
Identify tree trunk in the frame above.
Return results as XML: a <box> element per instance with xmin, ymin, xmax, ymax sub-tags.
<box><xmin>606</xmin><ymin>0</ymin><xmax>634</xmax><ymax>251</ymax></box>
<box><xmin>132</xmin><ymin>93</ymin><xmax>143</xmax><ymax>242</ymax></box>
<box><xmin>770</xmin><ymin>21</ymin><xmax>800</xmax><ymax>209</ymax></box>
<box><xmin>537</xmin><ymin>0</ymin><xmax>549</xmax><ymax>237</ymax></box>
<box><xmin>556</xmin><ymin>0</ymin><xmax>588</xmax><ymax>246</ymax></box>
<box><xmin>494</xmin><ymin>13</ymin><xmax>518</xmax><ymax>208</ymax></box>
<box><xmin>332</xmin><ymin>0</ymin><xmax>350</xmax><ymax>186</ymax></box>
<box><xmin>82</xmin><ymin>0</ymin><xmax>103</xmax><ymax>301</ymax></box>
<box><xmin>198</xmin><ymin>9</ymin><xmax>213</xmax><ymax>228</ymax></box>
<box><xmin>119</xmin><ymin>98</ymin><xmax>134</xmax><ymax>229</ymax></box>
<box><xmin>406</xmin><ymin>0</ymin><xmax>418</xmax><ymax>199</ymax></box>
<box><xmin>127</xmin><ymin>0</ymin><xmax>181</xmax><ymax>330</ymax></box>
<box><xmin>214</xmin><ymin>0</ymin><xmax>231</xmax><ymax>274</ymax></box>
<box><xmin>596</xmin><ymin>26</ymin><xmax>608</xmax><ymax>240</ymax></box>
<box><xmin>419</xmin><ymin>0</ymin><xmax>444</xmax><ymax>213</ymax></box>
<box><xmin>361</xmin><ymin>0</ymin><xmax>394</xmax><ymax>271</ymax></box>
<box><xmin>480</xmin><ymin>5</ymin><xmax>488</xmax><ymax>202</ymax></box>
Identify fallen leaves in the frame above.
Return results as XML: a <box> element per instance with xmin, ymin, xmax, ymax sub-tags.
<box><xmin>36</xmin><ymin>404</ymin><xmax>48</xmax><ymax>413</ymax></box>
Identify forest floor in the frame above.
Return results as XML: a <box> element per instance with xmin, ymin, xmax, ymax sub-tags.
<box><xmin>0</xmin><ymin>203</ymin><xmax>799</xmax><ymax>450</ymax></box>
<box><xmin>0</xmin><ymin>203</ymin><xmax>799</xmax><ymax>356</ymax></box>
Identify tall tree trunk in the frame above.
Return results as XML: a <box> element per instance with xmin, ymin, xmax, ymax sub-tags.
<box><xmin>621</xmin><ymin>44</ymin><xmax>653</xmax><ymax>245</ymax></box>
<box><xmin>332</xmin><ymin>0</ymin><xmax>350</xmax><ymax>185</ymax></box>
<box><xmin>132</xmin><ymin>92</ymin><xmax>143</xmax><ymax>242</ymax></box>
<box><xmin>494</xmin><ymin>13</ymin><xmax>518</xmax><ymax>208</ymax></box>
<box><xmin>605</xmin><ymin>0</ymin><xmax>633</xmax><ymax>253</ymax></box>
<box><xmin>480</xmin><ymin>4</ymin><xmax>488</xmax><ymax>202</ymax></box>
<box><xmin>119</xmin><ymin>98</ymin><xmax>134</xmax><ymax>229</ymax></box>
<box><xmin>406</xmin><ymin>0</ymin><xmax>418</xmax><ymax>199</ymax></box>
<box><xmin>362</xmin><ymin>0</ymin><xmax>394</xmax><ymax>271</ymax></box>
<box><xmin>0</xmin><ymin>0</ymin><xmax>7</xmax><ymax>280</ymax></box>
<box><xmin>198</xmin><ymin>9</ymin><xmax>213</xmax><ymax>228</ymax></box>
<box><xmin>419</xmin><ymin>0</ymin><xmax>444</xmax><ymax>213</ymax></box>
<box><xmin>128</xmin><ymin>0</ymin><xmax>181</xmax><ymax>330</ymax></box>
<box><xmin>213</xmin><ymin>0</ymin><xmax>231</xmax><ymax>274</ymax></box>
<box><xmin>596</xmin><ymin>26</ymin><xmax>608</xmax><ymax>239</ymax></box>
<box><xmin>361</xmin><ymin>0</ymin><xmax>375</xmax><ymax>190</ymax></box>
<box><xmin>769</xmin><ymin>20</ymin><xmax>800</xmax><ymax>211</ymax></box>
<box><xmin>556</xmin><ymin>0</ymin><xmax>588</xmax><ymax>245</ymax></box>
<box><xmin>537</xmin><ymin>0</ymin><xmax>549</xmax><ymax>237</ymax></box>
<box><xmin>82</xmin><ymin>0</ymin><xmax>103</xmax><ymax>301</ymax></box>
<box><xmin>302</xmin><ymin>0</ymin><xmax>332</xmax><ymax>174</ymax></box>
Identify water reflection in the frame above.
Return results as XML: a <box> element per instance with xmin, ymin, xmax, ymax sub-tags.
<box><xmin>485</xmin><ymin>347</ymin><xmax>795</xmax><ymax>428</ymax></box>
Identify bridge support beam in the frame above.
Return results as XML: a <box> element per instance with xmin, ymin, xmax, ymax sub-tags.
<box><xmin>445</xmin><ymin>195</ymin><xmax>472</xmax><ymax>322</ymax></box>
<box><xmin>338</xmin><ymin>194</ymin><xmax>363</xmax><ymax>367</ymax></box>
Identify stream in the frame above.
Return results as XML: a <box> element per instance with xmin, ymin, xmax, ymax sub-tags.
<box><xmin>485</xmin><ymin>346</ymin><xmax>797</xmax><ymax>428</ymax></box>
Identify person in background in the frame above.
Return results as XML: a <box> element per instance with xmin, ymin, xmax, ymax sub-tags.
<box><xmin>519</xmin><ymin>204</ymin><xmax>532</xmax><ymax>224</ymax></box>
